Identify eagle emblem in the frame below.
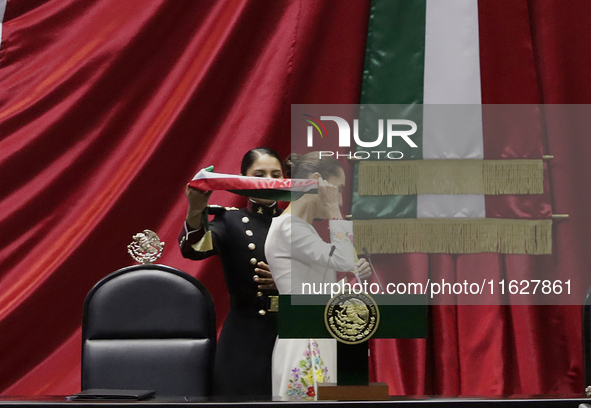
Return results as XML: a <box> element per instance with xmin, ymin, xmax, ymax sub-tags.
<box><xmin>127</xmin><ymin>229</ymin><xmax>165</xmax><ymax>264</ymax></box>
<box><xmin>325</xmin><ymin>292</ymin><xmax>380</xmax><ymax>344</ymax></box>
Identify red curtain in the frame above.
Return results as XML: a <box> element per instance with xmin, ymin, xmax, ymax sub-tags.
<box><xmin>0</xmin><ymin>0</ymin><xmax>371</xmax><ymax>395</ymax></box>
<box><xmin>1</xmin><ymin>0</ymin><xmax>591</xmax><ymax>397</ymax></box>
<box><xmin>369</xmin><ymin>0</ymin><xmax>591</xmax><ymax>396</ymax></box>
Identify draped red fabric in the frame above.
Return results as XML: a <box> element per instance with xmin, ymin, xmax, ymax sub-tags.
<box><xmin>478</xmin><ymin>0</ymin><xmax>591</xmax><ymax>395</ymax></box>
<box><xmin>1</xmin><ymin>0</ymin><xmax>591</xmax><ymax>398</ymax></box>
<box><xmin>367</xmin><ymin>0</ymin><xmax>591</xmax><ymax>397</ymax></box>
<box><xmin>0</xmin><ymin>0</ymin><xmax>370</xmax><ymax>394</ymax></box>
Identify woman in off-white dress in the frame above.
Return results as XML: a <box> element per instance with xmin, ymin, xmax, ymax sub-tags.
<box><xmin>264</xmin><ymin>153</ymin><xmax>370</xmax><ymax>400</ymax></box>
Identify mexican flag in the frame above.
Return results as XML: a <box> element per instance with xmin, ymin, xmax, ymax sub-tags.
<box><xmin>189</xmin><ymin>167</ymin><xmax>318</xmax><ymax>201</ymax></box>
<box><xmin>350</xmin><ymin>0</ymin><xmax>551</xmax><ymax>255</ymax></box>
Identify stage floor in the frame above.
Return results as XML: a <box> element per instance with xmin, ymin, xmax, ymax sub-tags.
<box><xmin>0</xmin><ymin>395</ymin><xmax>590</xmax><ymax>407</ymax></box>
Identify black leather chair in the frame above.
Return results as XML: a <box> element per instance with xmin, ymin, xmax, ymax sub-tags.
<box><xmin>81</xmin><ymin>264</ymin><xmax>216</xmax><ymax>397</ymax></box>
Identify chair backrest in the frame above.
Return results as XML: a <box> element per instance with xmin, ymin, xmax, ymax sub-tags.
<box><xmin>584</xmin><ymin>287</ymin><xmax>591</xmax><ymax>390</ymax></box>
<box><xmin>81</xmin><ymin>265</ymin><xmax>216</xmax><ymax>397</ymax></box>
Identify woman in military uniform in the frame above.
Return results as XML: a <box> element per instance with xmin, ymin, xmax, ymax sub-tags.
<box><xmin>178</xmin><ymin>148</ymin><xmax>283</xmax><ymax>397</ymax></box>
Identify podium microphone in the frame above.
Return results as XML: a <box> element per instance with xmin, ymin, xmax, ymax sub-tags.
<box><xmin>363</xmin><ymin>247</ymin><xmax>385</xmax><ymax>293</ymax></box>
<box><xmin>322</xmin><ymin>245</ymin><xmax>337</xmax><ymax>284</ymax></box>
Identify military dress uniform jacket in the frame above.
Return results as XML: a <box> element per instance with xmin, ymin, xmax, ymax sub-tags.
<box><xmin>178</xmin><ymin>201</ymin><xmax>281</xmax><ymax>397</ymax></box>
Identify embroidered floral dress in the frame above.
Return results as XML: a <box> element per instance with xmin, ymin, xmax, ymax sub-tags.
<box><xmin>285</xmin><ymin>340</ymin><xmax>330</xmax><ymax>399</ymax></box>
<box><xmin>265</xmin><ymin>213</ymin><xmax>356</xmax><ymax>400</ymax></box>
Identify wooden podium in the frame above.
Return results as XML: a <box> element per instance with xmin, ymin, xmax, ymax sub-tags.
<box><xmin>277</xmin><ymin>294</ymin><xmax>427</xmax><ymax>401</ymax></box>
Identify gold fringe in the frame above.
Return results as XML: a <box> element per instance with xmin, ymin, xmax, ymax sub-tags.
<box><xmin>353</xmin><ymin>218</ymin><xmax>552</xmax><ymax>255</ymax></box>
<box><xmin>358</xmin><ymin>159</ymin><xmax>544</xmax><ymax>195</ymax></box>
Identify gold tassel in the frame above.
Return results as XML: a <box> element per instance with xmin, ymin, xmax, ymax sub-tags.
<box><xmin>358</xmin><ymin>159</ymin><xmax>544</xmax><ymax>195</ymax></box>
<box><xmin>353</xmin><ymin>218</ymin><xmax>552</xmax><ymax>255</ymax></box>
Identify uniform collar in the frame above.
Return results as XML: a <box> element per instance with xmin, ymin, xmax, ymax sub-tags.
<box><xmin>247</xmin><ymin>199</ymin><xmax>280</xmax><ymax>217</ymax></box>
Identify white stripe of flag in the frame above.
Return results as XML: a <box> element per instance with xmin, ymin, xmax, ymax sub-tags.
<box><xmin>418</xmin><ymin>0</ymin><xmax>485</xmax><ymax>219</ymax></box>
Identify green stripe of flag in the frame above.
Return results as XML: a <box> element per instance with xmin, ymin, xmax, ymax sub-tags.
<box><xmin>360</xmin><ymin>0</ymin><xmax>426</xmax><ymax>105</ymax></box>
<box><xmin>352</xmin><ymin>0</ymin><xmax>427</xmax><ymax>219</ymax></box>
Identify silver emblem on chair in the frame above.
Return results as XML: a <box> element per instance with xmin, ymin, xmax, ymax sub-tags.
<box><xmin>127</xmin><ymin>229</ymin><xmax>165</xmax><ymax>264</ymax></box>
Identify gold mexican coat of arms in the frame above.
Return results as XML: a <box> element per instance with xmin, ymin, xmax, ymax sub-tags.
<box><xmin>324</xmin><ymin>292</ymin><xmax>380</xmax><ymax>344</ymax></box>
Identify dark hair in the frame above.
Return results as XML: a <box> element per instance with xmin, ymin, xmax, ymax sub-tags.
<box><xmin>284</xmin><ymin>152</ymin><xmax>343</xmax><ymax>179</ymax></box>
<box><xmin>240</xmin><ymin>148</ymin><xmax>283</xmax><ymax>176</ymax></box>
